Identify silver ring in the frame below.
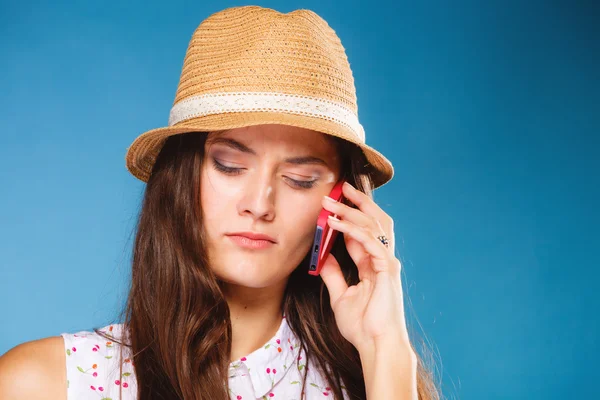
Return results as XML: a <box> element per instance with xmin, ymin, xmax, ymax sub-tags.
<box><xmin>377</xmin><ymin>235</ymin><xmax>389</xmax><ymax>248</ymax></box>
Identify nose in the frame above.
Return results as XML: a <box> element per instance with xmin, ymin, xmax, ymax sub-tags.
<box><xmin>236</xmin><ymin>172</ymin><xmax>275</xmax><ymax>222</ymax></box>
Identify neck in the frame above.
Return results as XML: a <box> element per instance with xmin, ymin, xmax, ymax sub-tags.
<box><xmin>221</xmin><ymin>278</ymin><xmax>288</xmax><ymax>362</ymax></box>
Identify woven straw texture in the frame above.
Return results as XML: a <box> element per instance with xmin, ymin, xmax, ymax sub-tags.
<box><xmin>125</xmin><ymin>5</ymin><xmax>394</xmax><ymax>188</ymax></box>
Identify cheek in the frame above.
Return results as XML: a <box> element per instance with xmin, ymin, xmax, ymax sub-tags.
<box><xmin>281</xmin><ymin>197</ymin><xmax>324</xmax><ymax>248</ymax></box>
<box><xmin>200</xmin><ymin>168</ymin><xmax>240</xmax><ymax>221</ymax></box>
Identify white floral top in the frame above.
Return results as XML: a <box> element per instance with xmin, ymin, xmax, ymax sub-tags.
<box><xmin>61</xmin><ymin>314</ymin><xmax>350</xmax><ymax>399</ymax></box>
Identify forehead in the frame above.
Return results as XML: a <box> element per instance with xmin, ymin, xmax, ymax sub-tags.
<box><xmin>207</xmin><ymin>124</ymin><xmax>337</xmax><ymax>154</ymax></box>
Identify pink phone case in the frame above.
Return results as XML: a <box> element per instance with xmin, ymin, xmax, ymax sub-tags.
<box><xmin>308</xmin><ymin>180</ymin><xmax>346</xmax><ymax>275</ymax></box>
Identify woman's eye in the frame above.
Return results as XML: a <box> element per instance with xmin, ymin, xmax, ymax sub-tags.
<box><xmin>287</xmin><ymin>178</ymin><xmax>317</xmax><ymax>189</ymax></box>
<box><xmin>212</xmin><ymin>159</ymin><xmax>317</xmax><ymax>189</ymax></box>
<box><xmin>212</xmin><ymin>159</ymin><xmax>243</xmax><ymax>175</ymax></box>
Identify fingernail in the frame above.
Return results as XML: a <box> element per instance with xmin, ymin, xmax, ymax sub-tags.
<box><xmin>343</xmin><ymin>181</ymin><xmax>354</xmax><ymax>190</ymax></box>
<box><xmin>328</xmin><ymin>215</ymin><xmax>340</xmax><ymax>221</ymax></box>
<box><xmin>323</xmin><ymin>195</ymin><xmax>336</xmax><ymax>202</ymax></box>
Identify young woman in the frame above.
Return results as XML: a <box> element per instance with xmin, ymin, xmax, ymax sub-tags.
<box><xmin>0</xmin><ymin>6</ymin><xmax>440</xmax><ymax>400</ymax></box>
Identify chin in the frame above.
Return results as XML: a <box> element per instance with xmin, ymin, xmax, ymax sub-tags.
<box><xmin>212</xmin><ymin>257</ymin><xmax>285</xmax><ymax>289</ymax></box>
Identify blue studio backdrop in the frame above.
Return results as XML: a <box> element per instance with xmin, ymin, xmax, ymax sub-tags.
<box><xmin>0</xmin><ymin>0</ymin><xmax>598</xmax><ymax>399</ymax></box>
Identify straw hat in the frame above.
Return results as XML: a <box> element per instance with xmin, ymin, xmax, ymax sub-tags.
<box><xmin>125</xmin><ymin>5</ymin><xmax>394</xmax><ymax>188</ymax></box>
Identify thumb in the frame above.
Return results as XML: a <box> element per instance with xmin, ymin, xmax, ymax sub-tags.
<box><xmin>319</xmin><ymin>253</ymin><xmax>348</xmax><ymax>306</ymax></box>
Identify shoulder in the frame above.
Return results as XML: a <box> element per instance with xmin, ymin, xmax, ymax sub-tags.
<box><xmin>0</xmin><ymin>335</ymin><xmax>67</xmax><ymax>400</ymax></box>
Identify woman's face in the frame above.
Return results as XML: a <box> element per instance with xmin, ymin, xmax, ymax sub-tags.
<box><xmin>200</xmin><ymin>124</ymin><xmax>342</xmax><ymax>288</ymax></box>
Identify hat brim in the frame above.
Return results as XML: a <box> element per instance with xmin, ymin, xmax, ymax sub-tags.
<box><xmin>125</xmin><ymin>112</ymin><xmax>394</xmax><ymax>189</ymax></box>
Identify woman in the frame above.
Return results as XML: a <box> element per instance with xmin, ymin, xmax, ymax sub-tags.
<box><xmin>0</xmin><ymin>5</ymin><xmax>440</xmax><ymax>400</ymax></box>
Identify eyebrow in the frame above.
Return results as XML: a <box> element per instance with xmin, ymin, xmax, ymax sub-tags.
<box><xmin>207</xmin><ymin>137</ymin><xmax>330</xmax><ymax>167</ymax></box>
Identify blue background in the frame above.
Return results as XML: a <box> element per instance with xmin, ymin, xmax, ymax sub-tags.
<box><xmin>1</xmin><ymin>0</ymin><xmax>598</xmax><ymax>398</ymax></box>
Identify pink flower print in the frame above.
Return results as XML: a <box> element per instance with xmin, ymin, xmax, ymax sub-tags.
<box><xmin>77</xmin><ymin>364</ymin><xmax>99</xmax><ymax>376</ymax></box>
<box><xmin>310</xmin><ymin>382</ymin><xmax>332</xmax><ymax>396</ymax></box>
<box><xmin>92</xmin><ymin>344</ymin><xmax>100</xmax><ymax>352</ymax></box>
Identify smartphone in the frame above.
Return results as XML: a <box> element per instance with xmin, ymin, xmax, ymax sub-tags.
<box><xmin>308</xmin><ymin>180</ymin><xmax>346</xmax><ymax>275</ymax></box>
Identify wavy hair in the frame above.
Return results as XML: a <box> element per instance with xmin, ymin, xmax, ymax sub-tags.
<box><xmin>96</xmin><ymin>130</ymin><xmax>441</xmax><ymax>399</ymax></box>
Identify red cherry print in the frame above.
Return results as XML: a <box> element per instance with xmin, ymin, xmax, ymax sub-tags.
<box><xmin>241</xmin><ymin>357</ymin><xmax>247</xmax><ymax>361</ymax></box>
<box><xmin>276</xmin><ymin>339</ymin><xmax>280</xmax><ymax>344</ymax></box>
<box><xmin>273</xmin><ymin>369</ymin><xmax>277</xmax><ymax>374</ymax></box>
<box><xmin>90</xmin><ymin>386</ymin><xmax>96</xmax><ymax>390</ymax></box>
<box><xmin>109</xmin><ymin>326</ymin><xmax>113</xmax><ymax>331</ymax></box>
<box><xmin>266</xmin><ymin>368</ymin><xmax>271</xmax><ymax>373</ymax></box>
<box><xmin>123</xmin><ymin>382</ymin><xmax>129</xmax><ymax>388</ymax></box>
<box><xmin>269</xmin><ymin>393</ymin><xmax>274</xmax><ymax>397</ymax></box>
<box><xmin>326</xmin><ymin>387</ymin><xmax>331</xmax><ymax>391</ymax></box>
<box><xmin>93</xmin><ymin>372</ymin><xmax>98</xmax><ymax>377</ymax></box>
<box><xmin>115</xmin><ymin>380</ymin><xmax>121</xmax><ymax>385</ymax></box>
<box><xmin>277</xmin><ymin>347</ymin><xmax>282</xmax><ymax>352</ymax></box>
<box><xmin>323</xmin><ymin>392</ymin><xmax>329</xmax><ymax>396</ymax></box>
<box><xmin>290</xmin><ymin>346</ymin><xmax>293</xmax><ymax>351</ymax></box>
<box><xmin>72</xmin><ymin>347</ymin><xmax>77</xmax><ymax>352</ymax></box>
<box><xmin>92</xmin><ymin>348</ymin><xmax>98</xmax><ymax>352</ymax></box>
<box><xmin>237</xmin><ymin>396</ymin><xmax>242</xmax><ymax>400</ymax></box>
<box><xmin>98</xmin><ymin>387</ymin><xmax>104</xmax><ymax>391</ymax></box>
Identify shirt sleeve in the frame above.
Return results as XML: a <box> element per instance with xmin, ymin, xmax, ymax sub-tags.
<box><xmin>60</xmin><ymin>327</ymin><xmax>135</xmax><ymax>399</ymax></box>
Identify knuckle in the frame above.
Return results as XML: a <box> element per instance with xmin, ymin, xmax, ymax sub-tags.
<box><xmin>369</xmin><ymin>216</ymin><xmax>379</xmax><ymax>228</ymax></box>
<box><xmin>384</xmin><ymin>215</ymin><xmax>394</xmax><ymax>226</ymax></box>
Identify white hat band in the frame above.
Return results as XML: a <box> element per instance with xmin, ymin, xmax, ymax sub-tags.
<box><xmin>168</xmin><ymin>91</ymin><xmax>365</xmax><ymax>142</ymax></box>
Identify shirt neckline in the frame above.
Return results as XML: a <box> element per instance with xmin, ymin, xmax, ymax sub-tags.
<box><xmin>228</xmin><ymin>314</ymin><xmax>302</xmax><ymax>398</ymax></box>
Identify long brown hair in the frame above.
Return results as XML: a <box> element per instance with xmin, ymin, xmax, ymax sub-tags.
<box><xmin>96</xmin><ymin>130</ymin><xmax>441</xmax><ymax>399</ymax></box>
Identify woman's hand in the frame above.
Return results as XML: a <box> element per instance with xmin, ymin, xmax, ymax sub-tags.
<box><xmin>319</xmin><ymin>181</ymin><xmax>414</xmax><ymax>358</ymax></box>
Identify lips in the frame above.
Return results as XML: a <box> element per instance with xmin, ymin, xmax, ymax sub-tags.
<box><xmin>226</xmin><ymin>231</ymin><xmax>277</xmax><ymax>243</ymax></box>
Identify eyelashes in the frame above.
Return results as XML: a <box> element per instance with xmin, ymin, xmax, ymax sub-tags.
<box><xmin>211</xmin><ymin>159</ymin><xmax>317</xmax><ymax>189</ymax></box>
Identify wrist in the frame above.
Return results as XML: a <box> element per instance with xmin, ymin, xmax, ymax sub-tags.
<box><xmin>357</xmin><ymin>335</ymin><xmax>418</xmax><ymax>400</ymax></box>
<box><xmin>356</xmin><ymin>332</ymin><xmax>417</xmax><ymax>365</ymax></box>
